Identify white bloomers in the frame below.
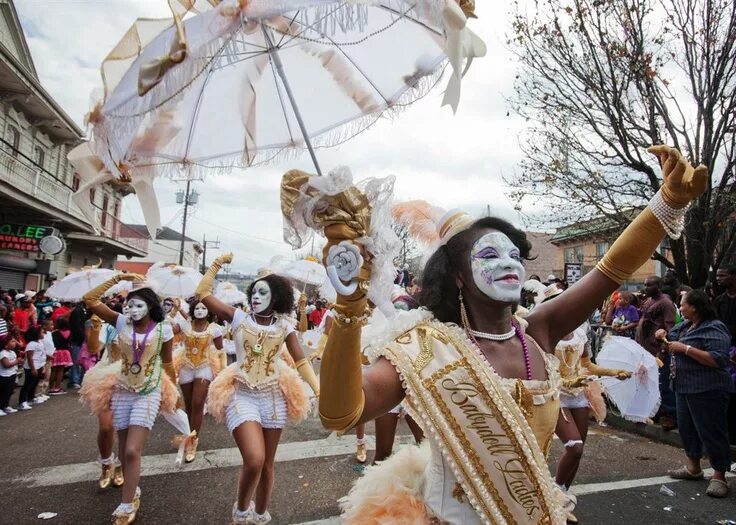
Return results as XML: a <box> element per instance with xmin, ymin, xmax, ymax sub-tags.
<box><xmin>111</xmin><ymin>387</ymin><xmax>162</xmax><ymax>430</ymax></box>
<box><xmin>225</xmin><ymin>384</ymin><xmax>287</xmax><ymax>433</ymax></box>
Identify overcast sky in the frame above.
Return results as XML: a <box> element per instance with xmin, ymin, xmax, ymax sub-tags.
<box><xmin>16</xmin><ymin>1</ymin><xmax>531</xmax><ymax>273</ymax></box>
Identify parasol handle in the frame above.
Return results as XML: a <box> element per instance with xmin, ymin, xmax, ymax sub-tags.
<box><xmin>262</xmin><ymin>25</ymin><xmax>323</xmax><ymax>176</ymax></box>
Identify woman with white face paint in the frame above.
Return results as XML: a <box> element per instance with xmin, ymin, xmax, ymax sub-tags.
<box><xmin>306</xmin><ymin>146</ymin><xmax>707</xmax><ymax>524</ymax></box>
<box><xmin>82</xmin><ymin>276</ymin><xmax>177</xmax><ymax>525</ymax></box>
<box><xmin>170</xmin><ymin>298</ymin><xmax>225</xmax><ymax>463</ymax></box>
<box><xmin>196</xmin><ymin>254</ymin><xmax>320</xmax><ymax>525</ymax></box>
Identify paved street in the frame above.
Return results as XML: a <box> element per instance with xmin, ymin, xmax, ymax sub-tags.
<box><xmin>2</xmin><ymin>391</ymin><xmax>735</xmax><ymax>525</ymax></box>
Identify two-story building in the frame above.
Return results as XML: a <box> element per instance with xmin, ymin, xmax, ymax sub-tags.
<box><xmin>0</xmin><ymin>0</ymin><xmax>146</xmax><ymax>290</ymax></box>
<box><xmin>115</xmin><ymin>225</ymin><xmax>202</xmax><ymax>273</ymax></box>
<box><xmin>550</xmin><ymin>213</ymin><xmax>670</xmax><ymax>290</ymax></box>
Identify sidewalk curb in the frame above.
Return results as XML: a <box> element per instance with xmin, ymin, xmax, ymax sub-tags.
<box><xmin>604</xmin><ymin>414</ymin><xmax>736</xmax><ymax>460</ymax></box>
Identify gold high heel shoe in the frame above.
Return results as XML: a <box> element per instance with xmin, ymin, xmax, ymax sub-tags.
<box><xmin>112</xmin><ymin>462</ymin><xmax>124</xmax><ymax>487</ymax></box>
<box><xmin>111</xmin><ymin>509</ymin><xmax>136</xmax><ymax>525</ymax></box>
<box><xmin>99</xmin><ymin>463</ymin><xmax>114</xmax><ymax>489</ymax></box>
<box><xmin>355</xmin><ymin>443</ymin><xmax>367</xmax><ymax>464</ymax></box>
<box><xmin>185</xmin><ymin>434</ymin><xmax>199</xmax><ymax>463</ymax></box>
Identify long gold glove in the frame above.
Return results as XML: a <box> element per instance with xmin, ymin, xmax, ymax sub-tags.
<box><xmin>87</xmin><ymin>315</ymin><xmax>103</xmax><ymax>355</ymax></box>
<box><xmin>195</xmin><ymin>253</ymin><xmax>232</xmax><ymax>301</ymax></box>
<box><xmin>580</xmin><ymin>356</ymin><xmax>631</xmax><ymax>380</ymax></box>
<box><xmin>308</xmin><ymin>333</ymin><xmax>329</xmax><ymax>362</ymax></box>
<box><xmin>295</xmin><ymin>358</ymin><xmax>320</xmax><ymax>396</ymax></box>
<box><xmin>83</xmin><ymin>273</ymin><xmax>145</xmax><ymax>308</ymax></box>
<box><xmin>596</xmin><ymin>146</ymin><xmax>706</xmax><ymax>284</ymax></box>
<box><xmin>562</xmin><ymin>375</ymin><xmax>590</xmax><ymax>389</ymax></box>
<box><xmin>298</xmin><ymin>294</ymin><xmax>308</xmax><ymax>333</ymax></box>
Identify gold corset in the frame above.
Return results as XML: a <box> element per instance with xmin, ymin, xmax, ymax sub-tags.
<box><xmin>235</xmin><ymin>323</ymin><xmax>286</xmax><ymax>389</ymax></box>
<box><xmin>555</xmin><ymin>334</ymin><xmax>586</xmax><ymax>396</ymax></box>
<box><xmin>118</xmin><ymin>323</ymin><xmax>164</xmax><ymax>392</ymax></box>
<box><xmin>183</xmin><ymin>325</ymin><xmax>215</xmax><ymax>368</ymax></box>
<box><xmin>108</xmin><ymin>339</ymin><xmax>122</xmax><ymax>363</ymax></box>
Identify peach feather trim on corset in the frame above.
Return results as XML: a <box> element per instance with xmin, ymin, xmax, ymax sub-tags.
<box><xmin>172</xmin><ymin>347</ymin><xmax>184</xmax><ymax>373</ymax></box>
<box><xmin>391</xmin><ymin>200</ymin><xmax>443</xmax><ymax>246</ymax></box>
<box><xmin>79</xmin><ymin>361</ymin><xmax>121</xmax><ymax>415</ymax></box>
<box><xmin>584</xmin><ymin>377</ymin><xmax>607</xmax><ymax>423</ymax></box>
<box><xmin>208</xmin><ymin>347</ymin><xmax>223</xmax><ymax>376</ymax></box>
<box><xmin>278</xmin><ymin>363</ymin><xmax>311</xmax><ymax>425</ymax></box>
<box><xmin>340</xmin><ymin>441</ymin><xmax>431</xmax><ymax>525</ymax></box>
<box><xmin>206</xmin><ymin>363</ymin><xmax>239</xmax><ymax>423</ymax></box>
<box><xmin>160</xmin><ymin>373</ymin><xmax>179</xmax><ymax>413</ymax></box>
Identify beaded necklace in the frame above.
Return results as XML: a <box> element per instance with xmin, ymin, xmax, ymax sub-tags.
<box><xmin>466</xmin><ymin>324</ymin><xmax>533</xmax><ymax>381</ymax></box>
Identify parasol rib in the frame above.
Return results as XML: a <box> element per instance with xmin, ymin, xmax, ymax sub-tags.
<box><xmin>262</xmin><ymin>25</ymin><xmax>323</xmax><ymax>176</ymax></box>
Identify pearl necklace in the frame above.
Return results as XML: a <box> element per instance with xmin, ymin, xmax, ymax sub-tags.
<box><xmin>467</xmin><ymin>326</ymin><xmax>516</xmax><ymax>341</ymax></box>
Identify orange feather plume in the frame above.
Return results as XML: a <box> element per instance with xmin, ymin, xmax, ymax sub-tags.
<box><xmin>391</xmin><ymin>200</ymin><xmax>444</xmax><ymax>245</ymax></box>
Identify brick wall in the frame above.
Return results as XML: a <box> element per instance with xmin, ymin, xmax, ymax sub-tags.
<box><xmin>524</xmin><ymin>232</ymin><xmax>559</xmax><ymax>280</ymax></box>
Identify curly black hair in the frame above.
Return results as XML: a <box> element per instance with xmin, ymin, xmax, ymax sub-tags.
<box><xmin>418</xmin><ymin>216</ymin><xmax>533</xmax><ymax>324</ymax></box>
<box><xmin>247</xmin><ymin>274</ymin><xmax>295</xmax><ymax>315</ymax></box>
<box><xmin>187</xmin><ymin>297</ymin><xmax>215</xmax><ymax>323</ymax></box>
<box><xmin>127</xmin><ymin>287</ymin><xmax>165</xmax><ymax>323</ymax></box>
<box><xmin>683</xmin><ymin>289</ymin><xmax>717</xmax><ymax>321</ymax></box>
<box><xmin>25</xmin><ymin>324</ymin><xmax>43</xmax><ymax>342</ymax></box>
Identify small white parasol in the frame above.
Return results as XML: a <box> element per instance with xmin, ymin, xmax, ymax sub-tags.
<box><xmin>146</xmin><ymin>263</ymin><xmax>203</xmax><ymax>298</ymax></box>
<box><xmin>214</xmin><ymin>281</ymin><xmax>247</xmax><ymax>305</ymax></box>
<box><xmin>283</xmin><ymin>258</ymin><xmax>329</xmax><ymax>287</ymax></box>
<box><xmin>597</xmin><ymin>336</ymin><xmax>661</xmax><ymax>423</ymax></box>
<box><xmin>46</xmin><ymin>268</ymin><xmax>119</xmax><ymax>302</ymax></box>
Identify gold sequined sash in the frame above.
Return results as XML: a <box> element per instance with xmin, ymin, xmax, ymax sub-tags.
<box><xmin>375</xmin><ymin>321</ymin><xmax>563</xmax><ymax>525</ymax></box>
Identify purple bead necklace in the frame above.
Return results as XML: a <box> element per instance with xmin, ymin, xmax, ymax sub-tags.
<box><xmin>467</xmin><ymin>322</ymin><xmax>533</xmax><ymax>381</ymax></box>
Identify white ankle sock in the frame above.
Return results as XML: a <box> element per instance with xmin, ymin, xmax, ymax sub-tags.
<box><xmin>356</xmin><ymin>437</ymin><xmax>365</xmax><ymax>445</ymax></box>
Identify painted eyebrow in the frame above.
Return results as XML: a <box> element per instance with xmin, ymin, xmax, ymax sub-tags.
<box><xmin>473</xmin><ymin>246</ymin><xmax>499</xmax><ymax>256</ymax></box>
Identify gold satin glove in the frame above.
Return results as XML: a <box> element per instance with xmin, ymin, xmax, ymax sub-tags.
<box><xmin>581</xmin><ymin>356</ymin><xmax>631</xmax><ymax>379</ymax></box>
<box><xmin>298</xmin><ymin>294</ymin><xmax>308</xmax><ymax>333</ymax></box>
<box><xmin>596</xmin><ymin>146</ymin><xmax>707</xmax><ymax>284</ymax></box>
<box><xmin>162</xmin><ymin>361</ymin><xmax>177</xmax><ymax>384</ymax></box>
<box><xmin>219</xmin><ymin>350</ymin><xmax>227</xmax><ymax>370</ymax></box>
<box><xmin>562</xmin><ymin>375</ymin><xmax>590</xmax><ymax>389</ymax></box>
<box><xmin>295</xmin><ymin>358</ymin><xmax>320</xmax><ymax>397</ymax></box>
<box><xmin>196</xmin><ymin>253</ymin><xmax>233</xmax><ymax>301</ymax></box>
<box><xmin>83</xmin><ymin>273</ymin><xmax>144</xmax><ymax>308</ymax></box>
<box><xmin>87</xmin><ymin>315</ymin><xmax>103</xmax><ymax>355</ymax></box>
<box><xmin>308</xmin><ymin>333</ymin><xmax>329</xmax><ymax>362</ymax></box>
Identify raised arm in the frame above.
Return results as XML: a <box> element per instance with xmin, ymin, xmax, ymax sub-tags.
<box><xmin>83</xmin><ymin>273</ymin><xmax>146</xmax><ymax>325</ymax></box>
<box><xmin>528</xmin><ymin>146</ymin><xmax>707</xmax><ymax>350</ymax></box>
<box><xmin>195</xmin><ymin>254</ymin><xmax>236</xmax><ymax>323</ymax></box>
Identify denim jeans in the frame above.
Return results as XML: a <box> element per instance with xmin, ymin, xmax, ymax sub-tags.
<box><xmin>658</xmin><ymin>351</ymin><xmax>677</xmax><ymax>419</ymax></box>
<box><xmin>69</xmin><ymin>342</ymin><xmax>82</xmax><ymax>386</ymax></box>
<box><xmin>676</xmin><ymin>390</ymin><xmax>731</xmax><ymax>473</ymax></box>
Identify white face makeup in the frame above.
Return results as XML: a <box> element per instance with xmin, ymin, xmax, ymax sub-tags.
<box><xmin>469</xmin><ymin>232</ymin><xmax>526</xmax><ymax>303</ymax></box>
<box><xmin>127</xmin><ymin>298</ymin><xmax>149</xmax><ymax>322</ymax></box>
<box><xmin>162</xmin><ymin>300</ymin><xmax>173</xmax><ymax>314</ymax></box>
<box><xmin>193</xmin><ymin>303</ymin><xmax>209</xmax><ymax>319</ymax></box>
<box><xmin>251</xmin><ymin>280</ymin><xmax>273</xmax><ymax>314</ymax></box>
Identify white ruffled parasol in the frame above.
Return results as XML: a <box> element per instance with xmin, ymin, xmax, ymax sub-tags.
<box><xmin>146</xmin><ymin>263</ymin><xmax>204</xmax><ymax>298</ymax></box>
<box><xmin>46</xmin><ymin>268</ymin><xmax>119</xmax><ymax>302</ymax></box>
<box><xmin>214</xmin><ymin>281</ymin><xmax>248</xmax><ymax>305</ymax></box>
<box><xmin>596</xmin><ymin>336</ymin><xmax>661</xmax><ymax>423</ymax></box>
<box><xmin>91</xmin><ymin>0</ymin><xmax>484</xmax><ymax>179</ymax></box>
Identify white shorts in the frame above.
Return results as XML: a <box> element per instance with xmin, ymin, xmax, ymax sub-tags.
<box><xmin>560</xmin><ymin>391</ymin><xmax>589</xmax><ymax>409</ymax></box>
<box><xmin>389</xmin><ymin>404</ymin><xmax>403</xmax><ymax>415</ymax></box>
<box><xmin>226</xmin><ymin>384</ymin><xmax>287</xmax><ymax>433</ymax></box>
<box><xmin>111</xmin><ymin>387</ymin><xmax>162</xmax><ymax>431</ymax></box>
<box><xmin>179</xmin><ymin>365</ymin><xmax>214</xmax><ymax>385</ymax></box>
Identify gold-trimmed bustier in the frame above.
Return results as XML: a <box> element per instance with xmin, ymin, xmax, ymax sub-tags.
<box><xmin>234</xmin><ymin>323</ymin><xmax>287</xmax><ymax>389</ymax></box>
<box><xmin>498</xmin><ymin>345</ymin><xmax>561</xmax><ymax>458</ymax></box>
<box><xmin>118</xmin><ymin>323</ymin><xmax>164</xmax><ymax>392</ymax></box>
<box><xmin>555</xmin><ymin>329</ymin><xmax>587</xmax><ymax>397</ymax></box>
<box><xmin>183</xmin><ymin>324</ymin><xmax>217</xmax><ymax>368</ymax></box>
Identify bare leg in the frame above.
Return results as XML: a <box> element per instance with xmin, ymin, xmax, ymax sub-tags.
<box><xmin>233</xmin><ymin>421</ymin><xmax>265</xmax><ymax>511</ymax></box>
<box><xmin>554</xmin><ymin>407</ymin><xmax>588</xmax><ymax>488</ymax></box>
<box><xmin>121</xmin><ymin>425</ymin><xmax>150</xmax><ymax>504</ymax></box>
<box><xmin>373</xmin><ymin>413</ymin><xmax>400</xmax><ymax>464</ymax></box>
<box><xmin>190</xmin><ymin>379</ymin><xmax>210</xmax><ymax>434</ymax></box>
<box><xmin>254</xmin><ymin>428</ymin><xmax>283</xmax><ymax>514</ymax></box>
<box><xmin>117</xmin><ymin>429</ymin><xmax>128</xmax><ymax>474</ymax></box>
<box><xmin>180</xmin><ymin>381</ymin><xmax>194</xmax><ymax>428</ymax></box>
<box><xmin>355</xmin><ymin>423</ymin><xmax>365</xmax><ymax>440</ymax></box>
<box><xmin>98</xmin><ymin>409</ymin><xmax>115</xmax><ymax>459</ymax></box>
<box><xmin>406</xmin><ymin>414</ymin><xmax>425</xmax><ymax>444</ymax></box>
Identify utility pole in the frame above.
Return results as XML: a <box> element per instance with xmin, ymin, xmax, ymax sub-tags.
<box><xmin>200</xmin><ymin>235</ymin><xmax>221</xmax><ymax>273</ymax></box>
<box><xmin>176</xmin><ymin>179</ymin><xmax>199</xmax><ymax>266</ymax></box>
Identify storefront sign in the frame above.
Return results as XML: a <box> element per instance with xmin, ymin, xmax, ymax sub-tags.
<box><xmin>565</xmin><ymin>263</ymin><xmax>583</xmax><ymax>284</ymax></box>
<box><xmin>0</xmin><ymin>223</ymin><xmax>61</xmax><ymax>253</ymax></box>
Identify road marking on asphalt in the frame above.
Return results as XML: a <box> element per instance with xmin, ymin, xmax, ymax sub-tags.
<box><xmin>10</xmin><ymin>433</ymin><xmax>415</xmax><ymax>488</ymax></box>
<box><xmin>290</xmin><ymin>469</ymin><xmax>728</xmax><ymax>525</ymax></box>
